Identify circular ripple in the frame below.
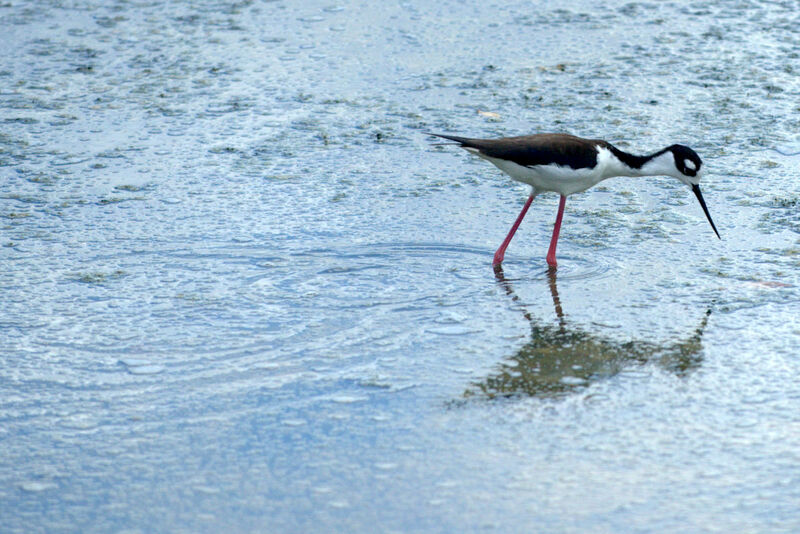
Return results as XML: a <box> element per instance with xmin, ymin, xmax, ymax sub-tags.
<box><xmin>491</xmin><ymin>253</ymin><xmax>615</xmax><ymax>283</ymax></box>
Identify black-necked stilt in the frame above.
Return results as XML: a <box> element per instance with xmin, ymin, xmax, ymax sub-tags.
<box><xmin>428</xmin><ymin>132</ymin><xmax>720</xmax><ymax>268</ymax></box>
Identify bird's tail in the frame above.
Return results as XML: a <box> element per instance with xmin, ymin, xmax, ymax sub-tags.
<box><xmin>425</xmin><ymin>132</ymin><xmax>475</xmax><ymax>146</ymax></box>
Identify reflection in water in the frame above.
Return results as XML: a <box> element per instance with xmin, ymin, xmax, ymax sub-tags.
<box><xmin>465</xmin><ymin>267</ymin><xmax>711</xmax><ymax>399</ymax></box>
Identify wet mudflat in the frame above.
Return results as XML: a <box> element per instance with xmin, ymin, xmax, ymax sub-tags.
<box><xmin>1</xmin><ymin>0</ymin><xmax>799</xmax><ymax>532</ymax></box>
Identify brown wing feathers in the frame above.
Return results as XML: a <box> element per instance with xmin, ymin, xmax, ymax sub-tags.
<box><xmin>428</xmin><ymin>133</ymin><xmax>601</xmax><ymax>170</ymax></box>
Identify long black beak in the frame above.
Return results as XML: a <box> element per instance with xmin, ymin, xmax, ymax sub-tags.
<box><xmin>691</xmin><ymin>184</ymin><xmax>721</xmax><ymax>239</ymax></box>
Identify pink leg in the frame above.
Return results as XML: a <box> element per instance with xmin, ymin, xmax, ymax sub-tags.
<box><xmin>546</xmin><ymin>195</ymin><xmax>567</xmax><ymax>267</ymax></box>
<box><xmin>493</xmin><ymin>193</ymin><xmax>535</xmax><ymax>266</ymax></box>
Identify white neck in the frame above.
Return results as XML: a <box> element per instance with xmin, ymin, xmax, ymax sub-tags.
<box><xmin>601</xmin><ymin>149</ymin><xmax>676</xmax><ymax>179</ymax></box>
<box><xmin>636</xmin><ymin>151</ymin><xmax>677</xmax><ymax>177</ymax></box>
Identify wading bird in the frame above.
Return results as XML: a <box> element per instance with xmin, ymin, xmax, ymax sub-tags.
<box><xmin>428</xmin><ymin>132</ymin><xmax>720</xmax><ymax>267</ymax></box>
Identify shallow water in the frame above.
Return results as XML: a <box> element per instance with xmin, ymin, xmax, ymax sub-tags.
<box><xmin>2</xmin><ymin>0</ymin><xmax>799</xmax><ymax>532</ymax></box>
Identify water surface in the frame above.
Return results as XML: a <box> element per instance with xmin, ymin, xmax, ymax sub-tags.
<box><xmin>2</xmin><ymin>0</ymin><xmax>799</xmax><ymax>532</ymax></box>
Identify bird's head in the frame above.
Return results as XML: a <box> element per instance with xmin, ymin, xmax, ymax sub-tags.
<box><xmin>666</xmin><ymin>144</ymin><xmax>703</xmax><ymax>185</ymax></box>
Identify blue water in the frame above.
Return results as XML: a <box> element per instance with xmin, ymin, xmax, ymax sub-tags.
<box><xmin>2</xmin><ymin>0</ymin><xmax>799</xmax><ymax>532</ymax></box>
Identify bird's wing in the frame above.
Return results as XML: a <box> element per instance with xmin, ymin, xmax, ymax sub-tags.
<box><xmin>428</xmin><ymin>133</ymin><xmax>603</xmax><ymax>170</ymax></box>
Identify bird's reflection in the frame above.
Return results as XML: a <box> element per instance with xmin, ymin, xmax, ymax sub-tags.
<box><xmin>464</xmin><ymin>266</ymin><xmax>711</xmax><ymax>399</ymax></box>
